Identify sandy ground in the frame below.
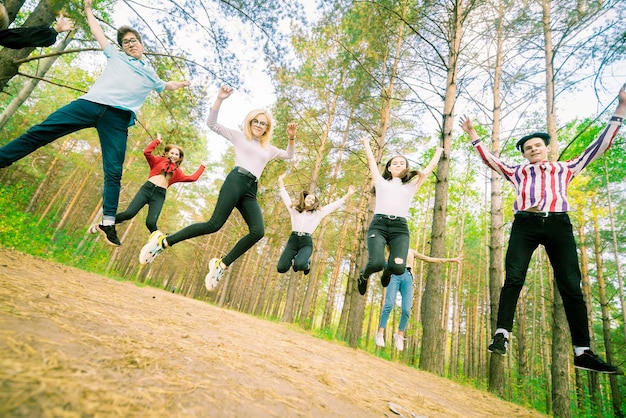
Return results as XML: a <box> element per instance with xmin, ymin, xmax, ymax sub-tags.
<box><xmin>0</xmin><ymin>248</ymin><xmax>546</xmax><ymax>417</ymax></box>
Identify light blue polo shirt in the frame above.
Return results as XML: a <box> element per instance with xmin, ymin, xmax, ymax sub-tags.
<box><xmin>81</xmin><ymin>43</ymin><xmax>166</xmax><ymax>120</ymax></box>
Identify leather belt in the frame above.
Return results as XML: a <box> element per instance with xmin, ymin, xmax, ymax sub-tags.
<box><xmin>235</xmin><ymin>166</ymin><xmax>257</xmax><ymax>182</ymax></box>
<box><xmin>374</xmin><ymin>214</ymin><xmax>406</xmax><ymax>221</ymax></box>
<box><xmin>515</xmin><ymin>211</ymin><xmax>566</xmax><ymax>218</ymax></box>
<box><xmin>292</xmin><ymin>231</ymin><xmax>311</xmax><ymax>236</ymax></box>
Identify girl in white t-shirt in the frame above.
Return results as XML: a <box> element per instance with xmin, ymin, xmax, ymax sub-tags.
<box><xmin>276</xmin><ymin>172</ymin><xmax>355</xmax><ymax>275</ymax></box>
<box><xmin>357</xmin><ymin>136</ymin><xmax>443</xmax><ymax>295</ymax></box>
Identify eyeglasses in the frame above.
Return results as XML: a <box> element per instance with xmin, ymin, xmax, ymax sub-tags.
<box><xmin>122</xmin><ymin>38</ymin><xmax>140</xmax><ymax>46</ymax></box>
<box><xmin>251</xmin><ymin>119</ymin><xmax>268</xmax><ymax>128</ymax></box>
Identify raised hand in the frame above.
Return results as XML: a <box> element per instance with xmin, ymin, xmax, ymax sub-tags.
<box><xmin>54</xmin><ymin>13</ymin><xmax>74</xmax><ymax>33</ymax></box>
<box><xmin>287</xmin><ymin>122</ymin><xmax>297</xmax><ymax>140</ymax></box>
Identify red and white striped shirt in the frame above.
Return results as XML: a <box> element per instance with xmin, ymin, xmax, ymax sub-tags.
<box><xmin>473</xmin><ymin>116</ymin><xmax>622</xmax><ymax>213</ymax></box>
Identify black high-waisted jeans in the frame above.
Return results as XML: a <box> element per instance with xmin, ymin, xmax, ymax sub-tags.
<box><xmin>166</xmin><ymin>168</ymin><xmax>264</xmax><ymax>266</ymax></box>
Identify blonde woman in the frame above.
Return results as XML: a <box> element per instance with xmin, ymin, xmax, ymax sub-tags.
<box><xmin>140</xmin><ymin>86</ymin><xmax>296</xmax><ymax>291</ymax></box>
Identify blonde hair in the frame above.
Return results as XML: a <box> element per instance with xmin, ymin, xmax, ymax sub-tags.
<box><xmin>242</xmin><ymin>109</ymin><xmax>273</xmax><ymax>148</ymax></box>
<box><xmin>0</xmin><ymin>4</ymin><xmax>9</xmax><ymax>31</ymax></box>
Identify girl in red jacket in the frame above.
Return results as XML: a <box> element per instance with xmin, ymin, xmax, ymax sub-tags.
<box><xmin>90</xmin><ymin>134</ymin><xmax>206</xmax><ymax>245</ymax></box>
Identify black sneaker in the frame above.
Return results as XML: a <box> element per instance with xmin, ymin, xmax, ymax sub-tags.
<box><xmin>488</xmin><ymin>333</ymin><xmax>507</xmax><ymax>356</ymax></box>
<box><xmin>95</xmin><ymin>224</ymin><xmax>121</xmax><ymax>246</ymax></box>
<box><xmin>303</xmin><ymin>263</ymin><xmax>310</xmax><ymax>275</ymax></box>
<box><xmin>357</xmin><ymin>274</ymin><xmax>368</xmax><ymax>295</ymax></box>
<box><xmin>574</xmin><ymin>350</ymin><xmax>619</xmax><ymax>374</ymax></box>
<box><xmin>381</xmin><ymin>269</ymin><xmax>392</xmax><ymax>287</ymax></box>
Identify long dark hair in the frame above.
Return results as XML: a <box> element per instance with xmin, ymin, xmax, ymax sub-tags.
<box><xmin>293</xmin><ymin>191</ymin><xmax>320</xmax><ymax>213</ymax></box>
<box><xmin>382</xmin><ymin>155</ymin><xmax>419</xmax><ymax>183</ymax></box>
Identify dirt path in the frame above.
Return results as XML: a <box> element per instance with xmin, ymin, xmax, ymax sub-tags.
<box><xmin>0</xmin><ymin>248</ymin><xmax>545</xmax><ymax>417</ymax></box>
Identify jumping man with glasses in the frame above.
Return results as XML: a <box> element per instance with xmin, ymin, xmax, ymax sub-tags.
<box><xmin>140</xmin><ymin>86</ymin><xmax>297</xmax><ymax>292</ymax></box>
<box><xmin>0</xmin><ymin>0</ymin><xmax>190</xmax><ymax>246</ymax></box>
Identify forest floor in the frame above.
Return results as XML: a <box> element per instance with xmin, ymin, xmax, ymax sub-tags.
<box><xmin>0</xmin><ymin>247</ymin><xmax>546</xmax><ymax>417</ymax></box>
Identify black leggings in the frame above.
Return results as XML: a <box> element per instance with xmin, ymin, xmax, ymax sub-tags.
<box><xmin>115</xmin><ymin>181</ymin><xmax>166</xmax><ymax>233</ymax></box>
<box><xmin>165</xmin><ymin>169</ymin><xmax>264</xmax><ymax>266</ymax></box>
<box><xmin>277</xmin><ymin>233</ymin><xmax>313</xmax><ymax>273</ymax></box>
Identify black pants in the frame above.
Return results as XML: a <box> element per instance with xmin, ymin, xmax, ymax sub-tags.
<box><xmin>277</xmin><ymin>233</ymin><xmax>313</xmax><ymax>273</ymax></box>
<box><xmin>361</xmin><ymin>215</ymin><xmax>410</xmax><ymax>279</ymax></box>
<box><xmin>498</xmin><ymin>213</ymin><xmax>589</xmax><ymax>347</ymax></box>
<box><xmin>115</xmin><ymin>181</ymin><xmax>166</xmax><ymax>233</ymax></box>
<box><xmin>166</xmin><ymin>168</ymin><xmax>264</xmax><ymax>266</ymax></box>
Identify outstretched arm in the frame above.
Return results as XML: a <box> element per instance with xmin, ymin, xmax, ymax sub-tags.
<box><xmin>413</xmin><ymin>146</ymin><xmax>443</xmax><ymax>187</ymax></box>
<box><xmin>84</xmin><ymin>0</ymin><xmax>108</xmax><ymax>49</ymax></box>
<box><xmin>358</xmin><ymin>137</ymin><xmax>380</xmax><ymax>176</ymax></box>
<box><xmin>413</xmin><ymin>249</ymin><xmax>462</xmax><ymax>264</ymax></box>
<box><xmin>164</xmin><ymin>80</ymin><xmax>190</xmax><ymax>91</ymax></box>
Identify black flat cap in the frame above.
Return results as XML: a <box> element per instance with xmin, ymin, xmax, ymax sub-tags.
<box><xmin>516</xmin><ymin>132</ymin><xmax>550</xmax><ymax>152</ymax></box>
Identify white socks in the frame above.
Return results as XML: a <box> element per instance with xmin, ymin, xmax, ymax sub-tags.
<box><xmin>574</xmin><ymin>346</ymin><xmax>589</xmax><ymax>357</ymax></box>
<box><xmin>495</xmin><ymin>328</ymin><xmax>509</xmax><ymax>338</ymax></box>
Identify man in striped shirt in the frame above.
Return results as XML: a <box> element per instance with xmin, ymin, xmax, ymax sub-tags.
<box><xmin>460</xmin><ymin>84</ymin><xmax>626</xmax><ymax>374</ymax></box>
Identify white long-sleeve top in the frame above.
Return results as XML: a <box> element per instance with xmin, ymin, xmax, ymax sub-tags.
<box><xmin>372</xmin><ymin>173</ymin><xmax>419</xmax><ymax>218</ymax></box>
<box><xmin>280</xmin><ymin>186</ymin><xmax>347</xmax><ymax>234</ymax></box>
<box><xmin>207</xmin><ymin>108</ymin><xmax>295</xmax><ymax>179</ymax></box>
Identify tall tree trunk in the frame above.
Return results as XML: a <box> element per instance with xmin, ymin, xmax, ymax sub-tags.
<box><xmin>541</xmin><ymin>0</ymin><xmax>570</xmax><ymax>413</ymax></box>
<box><xmin>593</xmin><ymin>215</ymin><xmax>623</xmax><ymax>417</ymax></box>
<box><xmin>420</xmin><ymin>0</ymin><xmax>462</xmax><ymax>374</ymax></box>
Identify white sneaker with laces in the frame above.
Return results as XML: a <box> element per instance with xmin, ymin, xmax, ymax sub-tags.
<box><xmin>393</xmin><ymin>333</ymin><xmax>404</xmax><ymax>351</ymax></box>
<box><xmin>139</xmin><ymin>231</ymin><xmax>166</xmax><ymax>264</ymax></box>
<box><xmin>205</xmin><ymin>258</ymin><xmax>226</xmax><ymax>290</ymax></box>
<box><xmin>375</xmin><ymin>333</ymin><xmax>385</xmax><ymax>347</ymax></box>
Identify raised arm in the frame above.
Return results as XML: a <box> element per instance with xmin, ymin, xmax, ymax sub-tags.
<box><xmin>615</xmin><ymin>84</ymin><xmax>626</xmax><ymax>117</ymax></box>
<box><xmin>277</xmin><ymin>172</ymin><xmax>292</xmax><ymax>208</ymax></box>
<box><xmin>84</xmin><ymin>0</ymin><xmax>108</xmax><ymax>49</ymax></box>
<box><xmin>359</xmin><ymin>137</ymin><xmax>380</xmax><ymax>176</ymax></box>
<box><xmin>211</xmin><ymin>86</ymin><xmax>233</xmax><ymax>112</ymax></box>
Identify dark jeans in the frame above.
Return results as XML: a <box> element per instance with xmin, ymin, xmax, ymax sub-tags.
<box><xmin>115</xmin><ymin>181</ymin><xmax>166</xmax><ymax>233</ymax></box>
<box><xmin>0</xmin><ymin>99</ymin><xmax>132</xmax><ymax>219</ymax></box>
<box><xmin>277</xmin><ymin>233</ymin><xmax>313</xmax><ymax>273</ymax></box>
<box><xmin>361</xmin><ymin>215</ymin><xmax>410</xmax><ymax>279</ymax></box>
<box><xmin>498</xmin><ymin>213</ymin><xmax>590</xmax><ymax>347</ymax></box>
<box><xmin>166</xmin><ymin>168</ymin><xmax>264</xmax><ymax>266</ymax></box>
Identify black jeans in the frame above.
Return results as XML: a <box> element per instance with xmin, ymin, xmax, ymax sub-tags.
<box><xmin>166</xmin><ymin>168</ymin><xmax>264</xmax><ymax>266</ymax></box>
<box><xmin>498</xmin><ymin>213</ymin><xmax>589</xmax><ymax>347</ymax></box>
<box><xmin>277</xmin><ymin>233</ymin><xmax>313</xmax><ymax>273</ymax></box>
<box><xmin>361</xmin><ymin>215</ymin><xmax>410</xmax><ymax>279</ymax></box>
<box><xmin>115</xmin><ymin>181</ymin><xmax>166</xmax><ymax>233</ymax></box>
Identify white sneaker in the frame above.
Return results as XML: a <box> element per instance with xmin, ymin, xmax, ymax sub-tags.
<box><xmin>139</xmin><ymin>231</ymin><xmax>166</xmax><ymax>264</ymax></box>
<box><xmin>375</xmin><ymin>333</ymin><xmax>385</xmax><ymax>347</ymax></box>
<box><xmin>393</xmin><ymin>333</ymin><xmax>404</xmax><ymax>351</ymax></box>
<box><xmin>205</xmin><ymin>258</ymin><xmax>226</xmax><ymax>290</ymax></box>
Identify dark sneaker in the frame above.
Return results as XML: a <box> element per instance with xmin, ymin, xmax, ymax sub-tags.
<box><xmin>381</xmin><ymin>269</ymin><xmax>392</xmax><ymax>287</ymax></box>
<box><xmin>303</xmin><ymin>262</ymin><xmax>310</xmax><ymax>275</ymax></box>
<box><xmin>488</xmin><ymin>333</ymin><xmax>508</xmax><ymax>356</ymax></box>
<box><xmin>139</xmin><ymin>231</ymin><xmax>167</xmax><ymax>264</ymax></box>
<box><xmin>574</xmin><ymin>350</ymin><xmax>619</xmax><ymax>374</ymax></box>
<box><xmin>94</xmin><ymin>224</ymin><xmax>121</xmax><ymax>246</ymax></box>
<box><xmin>357</xmin><ymin>274</ymin><xmax>368</xmax><ymax>295</ymax></box>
